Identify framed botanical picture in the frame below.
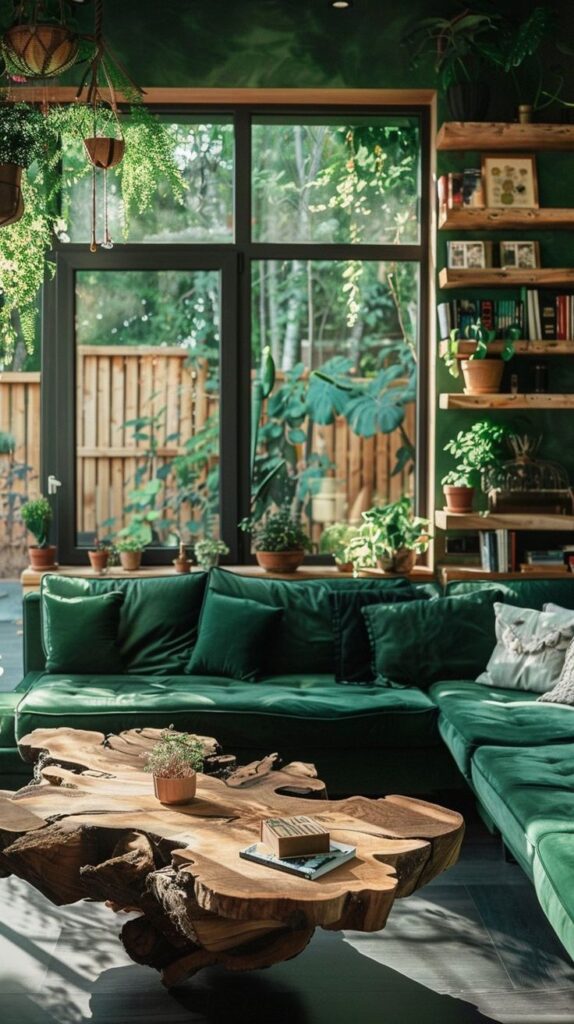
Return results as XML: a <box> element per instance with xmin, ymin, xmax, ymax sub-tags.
<box><xmin>500</xmin><ymin>240</ymin><xmax>541</xmax><ymax>269</ymax></box>
<box><xmin>481</xmin><ymin>154</ymin><xmax>539</xmax><ymax>209</ymax></box>
<box><xmin>447</xmin><ymin>240</ymin><xmax>491</xmax><ymax>269</ymax></box>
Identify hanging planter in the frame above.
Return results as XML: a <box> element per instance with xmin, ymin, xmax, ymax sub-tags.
<box><xmin>83</xmin><ymin>135</ymin><xmax>125</xmax><ymax>169</ymax></box>
<box><xmin>2</xmin><ymin>21</ymin><xmax>78</xmax><ymax>78</ymax></box>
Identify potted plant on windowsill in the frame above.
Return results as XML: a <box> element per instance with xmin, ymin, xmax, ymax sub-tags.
<box><xmin>345</xmin><ymin>497</ymin><xmax>430</xmax><ymax>576</ymax></box>
<box><xmin>194</xmin><ymin>538</ymin><xmax>230</xmax><ymax>571</ymax></box>
<box><xmin>143</xmin><ymin>729</ymin><xmax>205</xmax><ymax>806</ymax></box>
<box><xmin>240</xmin><ymin>507</ymin><xmax>312</xmax><ymax>574</ymax></box>
<box><xmin>442</xmin><ymin>421</ymin><xmax>508</xmax><ymax>514</ymax></box>
<box><xmin>319</xmin><ymin>522</ymin><xmax>356</xmax><ymax>573</ymax></box>
<box><xmin>444</xmin><ymin>321</ymin><xmax>519</xmax><ymax>395</ymax></box>
<box><xmin>116</xmin><ymin>537</ymin><xmax>144</xmax><ymax>572</ymax></box>
<box><xmin>87</xmin><ymin>539</ymin><xmax>112</xmax><ymax>574</ymax></box>
<box><xmin>20</xmin><ymin>495</ymin><xmax>56</xmax><ymax>570</ymax></box>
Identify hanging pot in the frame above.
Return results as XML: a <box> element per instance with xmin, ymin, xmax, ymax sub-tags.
<box><xmin>446</xmin><ymin>82</ymin><xmax>490</xmax><ymax>122</ymax></box>
<box><xmin>2</xmin><ymin>23</ymin><xmax>78</xmax><ymax>78</ymax></box>
<box><xmin>83</xmin><ymin>137</ymin><xmax>125</xmax><ymax>170</ymax></box>
<box><xmin>0</xmin><ymin>164</ymin><xmax>24</xmax><ymax>227</ymax></box>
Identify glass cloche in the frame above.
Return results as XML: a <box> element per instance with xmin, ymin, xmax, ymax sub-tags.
<box><xmin>483</xmin><ymin>434</ymin><xmax>574</xmax><ymax>515</ymax></box>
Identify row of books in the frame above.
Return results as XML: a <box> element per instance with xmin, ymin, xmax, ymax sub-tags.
<box><xmin>437</xmin><ymin>170</ymin><xmax>483</xmax><ymax>209</ymax></box>
<box><xmin>479</xmin><ymin>532</ymin><xmax>574</xmax><ymax>572</ymax></box>
<box><xmin>438</xmin><ymin>299</ymin><xmax>525</xmax><ymax>339</ymax></box>
<box><xmin>438</xmin><ymin>292</ymin><xmax>574</xmax><ymax>342</ymax></box>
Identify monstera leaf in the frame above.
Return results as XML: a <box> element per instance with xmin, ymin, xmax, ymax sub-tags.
<box><xmin>307</xmin><ymin>356</ymin><xmax>355</xmax><ymax>425</ymax></box>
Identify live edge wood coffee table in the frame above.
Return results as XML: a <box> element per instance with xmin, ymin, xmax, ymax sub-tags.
<box><xmin>0</xmin><ymin>728</ymin><xmax>464</xmax><ymax>988</ymax></box>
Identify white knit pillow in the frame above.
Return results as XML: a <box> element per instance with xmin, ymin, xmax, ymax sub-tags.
<box><xmin>477</xmin><ymin>603</ymin><xmax>574</xmax><ymax>694</ymax></box>
<box><xmin>538</xmin><ymin>638</ymin><xmax>574</xmax><ymax>706</ymax></box>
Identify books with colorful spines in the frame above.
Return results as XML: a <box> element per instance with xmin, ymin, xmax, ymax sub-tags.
<box><xmin>539</xmin><ymin>291</ymin><xmax>556</xmax><ymax>340</ymax></box>
<box><xmin>239</xmin><ymin>840</ymin><xmax>357</xmax><ymax>881</ymax></box>
<box><xmin>448</xmin><ymin>172</ymin><xmax>464</xmax><ymax>208</ymax></box>
<box><xmin>480</xmin><ymin>299</ymin><xmax>494</xmax><ymax>332</ymax></box>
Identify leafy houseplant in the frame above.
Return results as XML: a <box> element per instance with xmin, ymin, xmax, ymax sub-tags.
<box><xmin>116</xmin><ymin>536</ymin><xmax>144</xmax><ymax>572</ymax></box>
<box><xmin>20</xmin><ymin>494</ymin><xmax>56</xmax><ymax>569</ymax></box>
<box><xmin>444</xmin><ymin>320</ymin><xmax>519</xmax><ymax>395</ymax></box>
<box><xmin>319</xmin><ymin>522</ymin><xmax>355</xmax><ymax>572</ymax></box>
<box><xmin>442</xmin><ymin>421</ymin><xmax>508</xmax><ymax>514</ymax></box>
<box><xmin>87</xmin><ymin>538</ymin><xmax>112</xmax><ymax>574</ymax></box>
<box><xmin>0</xmin><ymin>103</ymin><xmax>44</xmax><ymax>228</ymax></box>
<box><xmin>240</xmin><ymin>507</ymin><xmax>312</xmax><ymax>574</ymax></box>
<box><xmin>345</xmin><ymin>497</ymin><xmax>430</xmax><ymax>576</ymax></box>
<box><xmin>143</xmin><ymin>729</ymin><xmax>204</xmax><ymax>806</ymax></box>
<box><xmin>194</xmin><ymin>538</ymin><xmax>229</xmax><ymax>572</ymax></box>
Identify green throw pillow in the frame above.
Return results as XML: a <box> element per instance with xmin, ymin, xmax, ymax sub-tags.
<box><xmin>187</xmin><ymin>590</ymin><xmax>283</xmax><ymax>681</ymax></box>
<box><xmin>42</xmin><ymin>591</ymin><xmax>125</xmax><ymax>674</ymax></box>
<box><xmin>329</xmin><ymin>583</ymin><xmax>422</xmax><ymax>683</ymax></box>
<box><xmin>362</xmin><ymin>590</ymin><xmax>507</xmax><ymax>688</ymax></box>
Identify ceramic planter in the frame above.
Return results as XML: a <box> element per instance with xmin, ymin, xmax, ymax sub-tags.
<box><xmin>0</xmin><ymin>164</ymin><xmax>24</xmax><ymax>227</ymax></box>
<box><xmin>389</xmin><ymin>548</ymin><xmax>417</xmax><ymax>574</ymax></box>
<box><xmin>256</xmin><ymin>550</ymin><xmax>305</xmax><ymax>573</ymax></box>
<box><xmin>83</xmin><ymin>137</ymin><xmax>126</xmax><ymax>170</ymax></box>
<box><xmin>335</xmin><ymin>561</ymin><xmax>354</xmax><ymax>573</ymax></box>
<box><xmin>461</xmin><ymin>359</ymin><xmax>504</xmax><ymax>395</ymax></box>
<box><xmin>153</xmin><ymin>773</ymin><xmax>197</xmax><ymax>806</ymax></box>
<box><xmin>119</xmin><ymin>549</ymin><xmax>142</xmax><ymax>572</ymax></box>
<box><xmin>3</xmin><ymin>23</ymin><xmax>78</xmax><ymax>78</ymax></box>
<box><xmin>88</xmin><ymin>549</ymin><xmax>109</xmax><ymax>573</ymax></box>
<box><xmin>443</xmin><ymin>485</ymin><xmax>475</xmax><ymax>514</ymax></box>
<box><xmin>28</xmin><ymin>545</ymin><xmax>57</xmax><ymax>570</ymax></box>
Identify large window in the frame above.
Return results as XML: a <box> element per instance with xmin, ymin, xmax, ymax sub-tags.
<box><xmin>45</xmin><ymin>105</ymin><xmax>429</xmax><ymax>563</ymax></box>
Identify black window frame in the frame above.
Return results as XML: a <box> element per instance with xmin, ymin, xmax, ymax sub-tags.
<box><xmin>42</xmin><ymin>102</ymin><xmax>431</xmax><ymax>565</ymax></box>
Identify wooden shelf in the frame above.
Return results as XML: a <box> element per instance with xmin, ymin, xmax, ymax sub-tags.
<box><xmin>439</xmin><ymin>339</ymin><xmax>574</xmax><ymax>359</ymax></box>
<box><xmin>438</xmin><ymin>206</ymin><xmax>574</xmax><ymax>230</ymax></box>
<box><xmin>439</xmin><ymin>267</ymin><xmax>574</xmax><ymax>290</ymax></box>
<box><xmin>435</xmin><ymin>511</ymin><xmax>574</xmax><ymax>531</ymax></box>
<box><xmin>439</xmin><ymin>393</ymin><xmax>574</xmax><ymax>410</ymax></box>
<box><xmin>437</xmin><ymin>122</ymin><xmax>574</xmax><ymax>151</ymax></box>
<box><xmin>439</xmin><ymin>566</ymin><xmax>571</xmax><ymax>583</ymax></box>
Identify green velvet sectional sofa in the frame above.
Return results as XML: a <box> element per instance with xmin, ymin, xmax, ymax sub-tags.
<box><xmin>2</xmin><ymin>568</ymin><xmax>574</xmax><ymax>959</ymax></box>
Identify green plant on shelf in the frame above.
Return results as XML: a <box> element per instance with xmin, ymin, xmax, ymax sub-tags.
<box><xmin>442</xmin><ymin>421</ymin><xmax>509</xmax><ymax>488</ymax></box>
<box><xmin>344</xmin><ymin>497</ymin><xmax>430</xmax><ymax>574</ymax></box>
<box><xmin>319</xmin><ymin>522</ymin><xmax>356</xmax><ymax>565</ymax></box>
<box><xmin>194</xmin><ymin>537</ymin><xmax>229</xmax><ymax>570</ymax></box>
<box><xmin>239</xmin><ymin>507</ymin><xmax>312</xmax><ymax>554</ymax></box>
<box><xmin>444</xmin><ymin>319</ymin><xmax>519</xmax><ymax>378</ymax></box>
<box><xmin>20</xmin><ymin>495</ymin><xmax>52</xmax><ymax>548</ymax></box>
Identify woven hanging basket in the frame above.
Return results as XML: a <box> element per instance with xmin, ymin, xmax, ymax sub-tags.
<box><xmin>2</xmin><ymin>23</ymin><xmax>78</xmax><ymax>78</ymax></box>
<box><xmin>0</xmin><ymin>164</ymin><xmax>24</xmax><ymax>227</ymax></box>
<box><xmin>83</xmin><ymin>136</ymin><xmax>125</xmax><ymax>169</ymax></box>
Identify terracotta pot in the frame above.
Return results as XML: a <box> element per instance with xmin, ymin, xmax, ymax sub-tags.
<box><xmin>88</xmin><ymin>549</ymin><xmax>109</xmax><ymax>573</ymax></box>
<box><xmin>173</xmin><ymin>556</ymin><xmax>192</xmax><ymax>574</ymax></box>
<box><xmin>83</xmin><ymin>137</ymin><xmax>126</xmax><ymax>170</ymax></box>
<box><xmin>0</xmin><ymin>164</ymin><xmax>24</xmax><ymax>227</ymax></box>
<box><xmin>256</xmin><ymin>550</ymin><xmax>305</xmax><ymax>573</ymax></box>
<box><xmin>28</xmin><ymin>545</ymin><xmax>57</xmax><ymax>570</ymax></box>
<box><xmin>153</xmin><ymin>773</ymin><xmax>197</xmax><ymax>806</ymax></box>
<box><xmin>335</xmin><ymin>561</ymin><xmax>354</xmax><ymax>573</ymax></box>
<box><xmin>443</xmin><ymin>485</ymin><xmax>475</xmax><ymax>514</ymax></box>
<box><xmin>119</xmin><ymin>549</ymin><xmax>142</xmax><ymax>571</ymax></box>
<box><xmin>461</xmin><ymin>359</ymin><xmax>504</xmax><ymax>395</ymax></box>
<box><xmin>3</xmin><ymin>23</ymin><xmax>78</xmax><ymax>78</ymax></box>
<box><xmin>390</xmin><ymin>548</ymin><xmax>417</xmax><ymax>574</ymax></box>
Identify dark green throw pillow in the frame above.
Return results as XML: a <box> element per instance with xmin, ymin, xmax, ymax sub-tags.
<box><xmin>187</xmin><ymin>590</ymin><xmax>283</xmax><ymax>681</ymax></box>
<box><xmin>42</xmin><ymin>590</ymin><xmax>125</xmax><ymax>674</ymax></box>
<box><xmin>362</xmin><ymin>590</ymin><xmax>507</xmax><ymax>688</ymax></box>
<box><xmin>329</xmin><ymin>583</ymin><xmax>422</xmax><ymax>683</ymax></box>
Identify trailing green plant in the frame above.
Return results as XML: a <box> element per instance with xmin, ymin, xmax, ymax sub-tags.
<box><xmin>143</xmin><ymin>729</ymin><xmax>204</xmax><ymax>779</ymax></box>
<box><xmin>441</xmin><ymin>421</ymin><xmax>509</xmax><ymax>488</ymax></box>
<box><xmin>443</xmin><ymin>319</ymin><xmax>519</xmax><ymax>379</ymax></box>
<box><xmin>194</xmin><ymin>537</ymin><xmax>229</xmax><ymax>569</ymax></box>
<box><xmin>0</xmin><ymin>103</ymin><xmax>45</xmax><ymax>166</ymax></box>
<box><xmin>20</xmin><ymin>494</ymin><xmax>52</xmax><ymax>547</ymax></box>
<box><xmin>344</xmin><ymin>497</ymin><xmax>430</xmax><ymax>573</ymax></box>
<box><xmin>319</xmin><ymin>522</ymin><xmax>355</xmax><ymax>564</ymax></box>
<box><xmin>239</xmin><ymin>507</ymin><xmax>312</xmax><ymax>553</ymax></box>
<box><xmin>403</xmin><ymin>10</ymin><xmax>497</xmax><ymax>90</ymax></box>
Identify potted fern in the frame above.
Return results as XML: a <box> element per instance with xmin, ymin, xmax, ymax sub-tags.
<box><xmin>144</xmin><ymin>729</ymin><xmax>204</xmax><ymax>805</ymax></box>
<box><xmin>20</xmin><ymin>495</ymin><xmax>56</xmax><ymax>569</ymax></box>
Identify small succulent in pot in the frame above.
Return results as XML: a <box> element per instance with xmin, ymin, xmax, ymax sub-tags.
<box><xmin>239</xmin><ymin>507</ymin><xmax>312</xmax><ymax>573</ymax></box>
<box><xmin>345</xmin><ymin>497</ymin><xmax>430</xmax><ymax>576</ymax></box>
<box><xmin>194</xmin><ymin>537</ymin><xmax>230</xmax><ymax>571</ymax></box>
<box><xmin>21</xmin><ymin>494</ymin><xmax>57</xmax><ymax>569</ymax></box>
<box><xmin>143</xmin><ymin>729</ymin><xmax>205</xmax><ymax>805</ymax></box>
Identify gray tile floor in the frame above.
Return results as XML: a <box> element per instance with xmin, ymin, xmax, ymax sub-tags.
<box><xmin>0</xmin><ymin>823</ymin><xmax>572</xmax><ymax>1024</ymax></box>
<box><xmin>0</xmin><ymin>581</ymin><xmax>23</xmax><ymax>692</ymax></box>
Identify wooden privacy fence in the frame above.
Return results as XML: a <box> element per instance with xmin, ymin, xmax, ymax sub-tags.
<box><xmin>0</xmin><ymin>372</ymin><xmax>41</xmax><ymax>557</ymax></box>
<box><xmin>1</xmin><ymin>347</ymin><xmax>415</xmax><ymax>545</ymax></box>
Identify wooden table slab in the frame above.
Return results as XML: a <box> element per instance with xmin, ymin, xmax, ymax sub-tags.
<box><xmin>0</xmin><ymin>727</ymin><xmax>464</xmax><ymax>987</ymax></box>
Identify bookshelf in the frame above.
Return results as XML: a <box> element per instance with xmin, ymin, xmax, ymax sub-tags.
<box><xmin>439</xmin><ymin>393</ymin><xmax>574</xmax><ymax>410</ymax></box>
<box><xmin>436</xmin><ymin>122</ymin><xmax>574</xmax><ymax>152</ymax></box>
<box><xmin>439</xmin><ymin>339</ymin><xmax>574</xmax><ymax>358</ymax></box>
<box><xmin>439</xmin><ymin>267</ymin><xmax>574</xmax><ymax>290</ymax></box>
<box><xmin>439</xmin><ymin>207</ymin><xmax>574</xmax><ymax>230</ymax></box>
<box><xmin>435</xmin><ymin>511</ymin><xmax>574</xmax><ymax>532</ymax></box>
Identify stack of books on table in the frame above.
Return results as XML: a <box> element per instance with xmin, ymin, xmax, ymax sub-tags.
<box><xmin>240</xmin><ymin>815</ymin><xmax>356</xmax><ymax>881</ymax></box>
<box><xmin>520</xmin><ymin>549</ymin><xmax>570</xmax><ymax>574</ymax></box>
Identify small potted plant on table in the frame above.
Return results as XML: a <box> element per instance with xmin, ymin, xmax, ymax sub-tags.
<box><xmin>345</xmin><ymin>497</ymin><xmax>430</xmax><ymax>576</ymax></box>
<box><xmin>444</xmin><ymin>321</ymin><xmax>518</xmax><ymax>395</ymax></box>
<box><xmin>143</xmin><ymin>729</ymin><xmax>205</xmax><ymax>806</ymax></box>
<box><xmin>319</xmin><ymin>522</ymin><xmax>355</xmax><ymax>572</ymax></box>
<box><xmin>442</xmin><ymin>421</ymin><xmax>508</xmax><ymax>514</ymax></box>
<box><xmin>20</xmin><ymin>495</ymin><xmax>57</xmax><ymax>570</ymax></box>
<box><xmin>194</xmin><ymin>537</ymin><xmax>230</xmax><ymax>571</ymax></box>
<box><xmin>240</xmin><ymin>507</ymin><xmax>312</xmax><ymax>573</ymax></box>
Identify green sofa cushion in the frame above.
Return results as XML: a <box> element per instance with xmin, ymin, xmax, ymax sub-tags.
<box><xmin>42</xmin><ymin>572</ymin><xmax>207</xmax><ymax>675</ymax></box>
<box><xmin>329</xmin><ymin>582</ymin><xmax>421</xmax><ymax>683</ymax></box>
<box><xmin>188</xmin><ymin>590</ymin><xmax>283</xmax><ymax>680</ymax></box>
<box><xmin>362</xmin><ymin>591</ymin><xmax>502</xmax><ymax>688</ymax></box>
<box><xmin>42</xmin><ymin>591</ymin><xmax>125</xmax><ymax>674</ymax></box>
<box><xmin>445</xmin><ymin>578</ymin><xmax>574</xmax><ymax>611</ymax></box>
<box><xmin>471</xmin><ymin>743</ymin><xmax>574</xmax><ymax>873</ymax></box>
<box><xmin>15</xmin><ymin>672</ymin><xmax>440</xmax><ymax>752</ymax></box>
<box><xmin>534</xmin><ymin>830</ymin><xmax>574</xmax><ymax>961</ymax></box>
<box><xmin>430</xmin><ymin>680</ymin><xmax>574</xmax><ymax>779</ymax></box>
<box><xmin>206</xmin><ymin>568</ymin><xmax>437</xmax><ymax>676</ymax></box>
<box><xmin>0</xmin><ymin>691</ymin><xmax>20</xmax><ymax>747</ymax></box>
